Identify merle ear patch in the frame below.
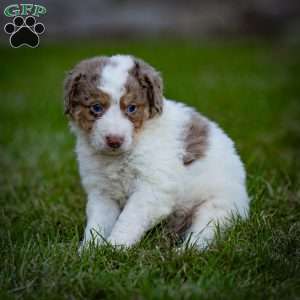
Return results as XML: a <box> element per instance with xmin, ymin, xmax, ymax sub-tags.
<box><xmin>4</xmin><ymin>16</ymin><xmax>45</xmax><ymax>48</ymax></box>
<box><xmin>63</xmin><ymin>58</ymin><xmax>111</xmax><ymax>130</ymax></box>
<box><xmin>64</xmin><ymin>72</ymin><xmax>84</xmax><ymax>115</ymax></box>
<box><xmin>132</xmin><ymin>59</ymin><xmax>164</xmax><ymax>118</ymax></box>
<box><xmin>70</xmin><ymin>73</ymin><xmax>83</xmax><ymax>97</ymax></box>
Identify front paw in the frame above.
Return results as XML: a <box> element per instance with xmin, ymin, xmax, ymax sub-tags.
<box><xmin>107</xmin><ymin>235</ymin><xmax>132</xmax><ymax>249</ymax></box>
<box><xmin>78</xmin><ymin>236</ymin><xmax>106</xmax><ymax>254</ymax></box>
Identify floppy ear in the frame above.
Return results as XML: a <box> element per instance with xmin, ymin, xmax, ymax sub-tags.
<box><xmin>63</xmin><ymin>56</ymin><xmax>108</xmax><ymax>116</ymax></box>
<box><xmin>133</xmin><ymin>59</ymin><xmax>164</xmax><ymax>118</ymax></box>
<box><xmin>63</xmin><ymin>70</ymin><xmax>83</xmax><ymax>116</ymax></box>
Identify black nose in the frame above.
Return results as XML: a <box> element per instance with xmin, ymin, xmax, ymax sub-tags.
<box><xmin>106</xmin><ymin>135</ymin><xmax>124</xmax><ymax>149</ymax></box>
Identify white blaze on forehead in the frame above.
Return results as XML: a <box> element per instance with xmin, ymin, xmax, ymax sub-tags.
<box><xmin>99</xmin><ymin>55</ymin><xmax>134</xmax><ymax>103</ymax></box>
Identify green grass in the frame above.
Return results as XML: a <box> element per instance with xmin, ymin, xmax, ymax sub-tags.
<box><xmin>0</xmin><ymin>40</ymin><xmax>299</xmax><ymax>300</ymax></box>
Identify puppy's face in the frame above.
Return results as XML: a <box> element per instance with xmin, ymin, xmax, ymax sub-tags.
<box><xmin>64</xmin><ymin>55</ymin><xmax>163</xmax><ymax>154</ymax></box>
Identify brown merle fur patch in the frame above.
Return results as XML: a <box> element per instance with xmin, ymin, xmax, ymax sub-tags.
<box><xmin>167</xmin><ymin>204</ymin><xmax>202</xmax><ymax>236</ymax></box>
<box><xmin>183</xmin><ymin>112</ymin><xmax>209</xmax><ymax>165</ymax></box>
<box><xmin>120</xmin><ymin>75</ymin><xmax>150</xmax><ymax>131</ymax></box>
<box><xmin>120</xmin><ymin>58</ymin><xmax>164</xmax><ymax>130</ymax></box>
<box><xmin>128</xmin><ymin>58</ymin><xmax>163</xmax><ymax>118</ymax></box>
<box><xmin>64</xmin><ymin>57</ymin><xmax>110</xmax><ymax>131</ymax></box>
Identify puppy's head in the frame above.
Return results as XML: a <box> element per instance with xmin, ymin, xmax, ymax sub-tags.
<box><xmin>64</xmin><ymin>55</ymin><xmax>163</xmax><ymax>154</ymax></box>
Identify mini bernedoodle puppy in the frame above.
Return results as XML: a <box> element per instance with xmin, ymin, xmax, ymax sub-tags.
<box><xmin>64</xmin><ymin>55</ymin><xmax>250</xmax><ymax>251</ymax></box>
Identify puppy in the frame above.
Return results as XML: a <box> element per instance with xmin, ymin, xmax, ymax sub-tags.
<box><xmin>64</xmin><ymin>55</ymin><xmax>249</xmax><ymax>251</ymax></box>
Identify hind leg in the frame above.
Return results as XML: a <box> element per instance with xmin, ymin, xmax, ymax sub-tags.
<box><xmin>182</xmin><ymin>188</ymin><xmax>249</xmax><ymax>250</ymax></box>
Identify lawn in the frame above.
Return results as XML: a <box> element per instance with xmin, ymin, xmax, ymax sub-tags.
<box><xmin>0</xmin><ymin>40</ymin><xmax>299</xmax><ymax>300</ymax></box>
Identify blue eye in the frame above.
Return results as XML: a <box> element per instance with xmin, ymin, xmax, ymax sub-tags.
<box><xmin>91</xmin><ymin>103</ymin><xmax>103</xmax><ymax>114</ymax></box>
<box><xmin>127</xmin><ymin>104</ymin><xmax>137</xmax><ymax>113</ymax></box>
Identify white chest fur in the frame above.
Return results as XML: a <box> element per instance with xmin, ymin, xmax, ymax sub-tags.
<box><xmin>75</xmin><ymin>100</ymin><xmax>193</xmax><ymax>208</ymax></box>
<box><xmin>75</xmin><ymin>137</ymin><xmax>138</xmax><ymax>208</ymax></box>
<box><xmin>98</xmin><ymin>156</ymin><xmax>137</xmax><ymax>207</ymax></box>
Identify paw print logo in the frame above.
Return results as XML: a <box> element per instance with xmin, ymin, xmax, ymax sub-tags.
<box><xmin>4</xmin><ymin>16</ymin><xmax>45</xmax><ymax>48</ymax></box>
